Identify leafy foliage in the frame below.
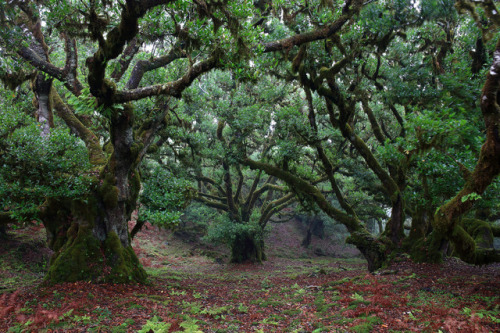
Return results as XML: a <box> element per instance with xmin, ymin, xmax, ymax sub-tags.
<box><xmin>139</xmin><ymin>165</ymin><xmax>194</xmax><ymax>228</ymax></box>
<box><xmin>0</xmin><ymin>92</ymin><xmax>91</xmax><ymax>222</ymax></box>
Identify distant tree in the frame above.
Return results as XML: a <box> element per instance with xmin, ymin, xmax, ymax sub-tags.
<box><xmin>146</xmin><ymin>71</ymin><xmax>298</xmax><ymax>263</ymax></box>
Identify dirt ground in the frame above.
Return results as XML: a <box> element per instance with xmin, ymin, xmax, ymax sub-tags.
<box><xmin>1</xmin><ymin>220</ymin><xmax>499</xmax><ymax>332</ymax></box>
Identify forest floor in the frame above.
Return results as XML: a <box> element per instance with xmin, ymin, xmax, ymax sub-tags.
<box><xmin>0</xmin><ymin>220</ymin><xmax>499</xmax><ymax>333</ymax></box>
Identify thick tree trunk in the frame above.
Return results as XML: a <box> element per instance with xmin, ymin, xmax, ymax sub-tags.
<box><xmin>42</xmin><ymin>106</ymin><xmax>147</xmax><ymax>283</ymax></box>
<box><xmin>230</xmin><ymin>230</ymin><xmax>265</xmax><ymax>264</ymax></box>
<box><xmin>383</xmin><ymin>194</ymin><xmax>405</xmax><ymax>246</ymax></box>
<box><xmin>408</xmin><ymin>209</ymin><xmax>430</xmax><ymax>243</ymax></box>
<box><xmin>42</xmin><ymin>195</ymin><xmax>146</xmax><ymax>284</ymax></box>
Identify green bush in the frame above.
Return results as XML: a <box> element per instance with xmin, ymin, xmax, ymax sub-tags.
<box><xmin>139</xmin><ymin>166</ymin><xmax>193</xmax><ymax>228</ymax></box>
<box><xmin>0</xmin><ymin>97</ymin><xmax>92</xmax><ymax>223</ymax></box>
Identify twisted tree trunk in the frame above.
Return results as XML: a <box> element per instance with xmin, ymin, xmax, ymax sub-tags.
<box><xmin>42</xmin><ymin>106</ymin><xmax>147</xmax><ymax>283</ymax></box>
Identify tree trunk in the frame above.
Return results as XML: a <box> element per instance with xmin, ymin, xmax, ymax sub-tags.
<box><xmin>383</xmin><ymin>193</ymin><xmax>405</xmax><ymax>246</ymax></box>
<box><xmin>432</xmin><ymin>39</ymin><xmax>500</xmax><ymax>265</ymax></box>
<box><xmin>33</xmin><ymin>73</ymin><xmax>53</xmax><ymax>137</ymax></box>
<box><xmin>42</xmin><ymin>195</ymin><xmax>146</xmax><ymax>284</ymax></box>
<box><xmin>346</xmin><ymin>231</ymin><xmax>387</xmax><ymax>272</ymax></box>
<box><xmin>302</xmin><ymin>216</ymin><xmax>325</xmax><ymax>247</ymax></box>
<box><xmin>302</xmin><ymin>227</ymin><xmax>312</xmax><ymax>247</ymax></box>
<box><xmin>42</xmin><ymin>106</ymin><xmax>147</xmax><ymax>284</ymax></box>
<box><xmin>0</xmin><ymin>225</ymin><xmax>6</xmax><ymax>239</ymax></box>
<box><xmin>230</xmin><ymin>230</ymin><xmax>265</xmax><ymax>264</ymax></box>
<box><xmin>408</xmin><ymin>209</ymin><xmax>430</xmax><ymax>243</ymax></box>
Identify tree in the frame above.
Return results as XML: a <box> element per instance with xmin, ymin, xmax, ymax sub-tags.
<box><xmin>147</xmin><ymin>71</ymin><xmax>297</xmax><ymax>263</ymax></box>
<box><xmin>0</xmin><ymin>88</ymin><xmax>91</xmax><ymax>234</ymax></box>
<box><xmin>0</xmin><ymin>0</ymin><xmax>255</xmax><ymax>283</ymax></box>
<box><xmin>241</xmin><ymin>0</ymin><xmax>500</xmax><ymax>270</ymax></box>
<box><xmin>2</xmin><ymin>0</ymin><xmax>498</xmax><ymax>280</ymax></box>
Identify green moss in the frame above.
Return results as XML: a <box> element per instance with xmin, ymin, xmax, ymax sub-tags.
<box><xmin>46</xmin><ymin>229</ymin><xmax>147</xmax><ymax>284</ymax></box>
<box><xmin>103</xmin><ymin>231</ymin><xmax>147</xmax><ymax>283</ymax></box>
<box><xmin>98</xmin><ymin>175</ymin><xmax>119</xmax><ymax>208</ymax></box>
<box><xmin>46</xmin><ymin>226</ymin><xmax>103</xmax><ymax>283</ymax></box>
<box><xmin>146</xmin><ymin>144</ymin><xmax>159</xmax><ymax>154</ymax></box>
<box><xmin>103</xmin><ymin>141</ymin><xmax>114</xmax><ymax>154</ymax></box>
<box><xmin>350</xmin><ymin>315</ymin><xmax>383</xmax><ymax>333</ymax></box>
<box><xmin>461</xmin><ymin>218</ymin><xmax>494</xmax><ymax>248</ymax></box>
<box><xmin>129</xmin><ymin>169</ymin><xmax>141</xmax><ymax>199</ymax></box>
<box><xmin>410</xmin><ymin>231</ymin><xmax>444</xmax><ymax>263</ymax></box>
<box><xmin>103</xmin><ymin>185</ymin><xmax>119</xmax><ymax>208</ymax></box>
<box><xmin>450</xmin><ymin>225</ymin><xmax>476</xmax><ymax>263</ymax></box>
<box><xmin>130</xmin><ymin>142</ymin><xmax>144</xmax><ymax>160</ymax></box>
<box><xmin>230</xmin><ymin>230</ymin><xmax>265</xmax><ymax>264</ymax></box>
<box><xmin>346</xmin><ymin>231</ymin><xmax>386</xmax><ymax>272</ymax></box>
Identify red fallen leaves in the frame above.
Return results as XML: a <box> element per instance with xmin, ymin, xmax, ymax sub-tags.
<box><xmin>0</xmin><ymin>290</ymin><xmax>19</xmax><ymax>319</ymax></box>
<box><xmin>2</xmin><ymin>222</ymin><xmax>499</xmax><ymax>332</ymax></box>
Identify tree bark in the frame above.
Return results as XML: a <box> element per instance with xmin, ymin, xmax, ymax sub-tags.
<box><xmin>230</xmin><ymin>229</ymin><xmax>265</xmax><ymax>263</ymax></box>
<box><xmin>42</xmin><ymin>105</ymin><xmax>147</xmax><ymax>283</ymax></box>
<box><xmin>431</xmin><ymin>39</ymin><xmax>500</xmax><ymax>265</ymax></box>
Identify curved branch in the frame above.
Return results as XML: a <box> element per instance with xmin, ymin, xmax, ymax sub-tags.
<box><xmin>242</xmin><ymin>157</ymin><xmax>362</xmax><ymax>233</ymax></box>
<box><xmin>261</xmin><ymin>1</ymin><xmax>363</xmax><ymax>53</ymax></box>
<box><xmin>126</xmin><ymin>43</ymin><xmax>186</xmax><ymax>89</ymax></box>
<box><xmin>52</xmin><ymin>88</ymin><xmax>106</xmax><ymax>165</ymax></box>
<box><xmin>114</xmin><ymin>53</ymin><xmax>220</xmax><ymax>102</ymax></box>
<box><xmin>112</xmin><ymin>38</ymin><xmax>141</xmax><ymax>82</ymax></box>
<box><xmin>194</xmin><ymin>196</ymin><xmax>229</xmax><ymax>211</ymax></box>
<box><xmin>259</xmin><ymin>193</ymin><xmax>296</xmax><ymax>227</ymax></box>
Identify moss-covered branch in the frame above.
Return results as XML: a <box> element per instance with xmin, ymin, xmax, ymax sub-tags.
<box><xmin>243</xmin><ymin>157</ymin><xmax>363</xmax><ymax>233</ymax></box>
<box><xmin>126</xmin><ymin>42</ymin><xmax>186</xmax><ymax>89</ymax></box>
<box><xmin>113</xmin><ymin>52</ymin><xmax>220</xmax><ymax>102</ymax></box>
<box><xmin>259</xmin><ymin>193</ymin><xmax>296</xmax><ymax>227</ymax></box>
<box><xmin>194</xmin><ymin>196</ymin><xmax>229</xmax><ymax>211</ymax></box>
<box><xmin>52</xmin><ymin>89</ymin><xmax>106</xmax><ymax>166</ymax></box>
<box><xmin>261</xmin><ymin>0</ymin><xmax>363</xmax><ymax>53</ymax></box>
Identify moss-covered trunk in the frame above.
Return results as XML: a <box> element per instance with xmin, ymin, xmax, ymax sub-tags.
<box><xmin>383</xmin><ymin>194</ymin><xmax>405</xmax><ymax>246</ymax></box>
<box><xmin>230</xmin><ymin>230</ymin><xmax>266</xmax><ymax>264</ymax></box>
<box><xmin>431</xmin><ymin>40</ymin><xmax>500</xmax><ymax>265</ymax></box>
<box><xmin>42</xmin><ymin>106</ymin><xmax>147</xmax><ymax>283</ymax></box>
<box><xmin>346</xmin><ymin>231</ymin><xmax>387</xmax><ymax>272</ymax></box>
<box><xmin>408</xmin><ymin>209</ymin><xmax>431</xmax><ymax>243</ymax></box>
<box><xmin>42</xmin><ymin>196</ymin><xmax>146</xmax><ymax>284</ymax></box>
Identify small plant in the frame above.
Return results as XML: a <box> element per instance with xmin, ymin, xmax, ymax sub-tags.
<box><xmin>201</xmin><ymin>305</ymin><xmax>231</xmax><ymax>318</ymax></box>
<box><xmin>93</xmin><ymin>306</ymin><xmax>112</xmax><ymax>320</ymax></box>
<box><xmin>72</xmin><ymin>315</ymin><xmax>92</xmax><ymax>324</ymax></box>
<box><xmin>260</xmin><ymin>277</ymin><xmax>272</xmax><ymax>289</ymax></box>
<box><xmin>182</xmin><ymin>301</ymin><xmax>202</xmax><ymax>314</ymax></box>
<box><xmin>351</xmin><ymin>293</ymin><xmax>364</xmax><ymax>302</ymax></box>
<box><xmin>177</xmin><ymin>317</ymin><xmax>203</xmax><ymax>333</ymax></box>
<box><xmin>7</xmin><ymin>320</ymin><xmax>33</xmax><ymax>333</ymax></box>
<box><xmin>138</xmin><ymin>316</ymin><xmax>171</xmax><ymax>333</ymax></box>
<box><xmin>237</xmin><ymin>303</ymin><xmax>249</xmax><ymax>313</ymax></box>
<box><xmin>59</xmin><ymin>309</ymin><xmax>74</xmax><ymax>320</ymax></box>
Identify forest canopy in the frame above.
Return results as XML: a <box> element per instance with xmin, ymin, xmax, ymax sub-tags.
<box><xmin>0</xmin><ymin>0</ymin><xmax>499</xmax><ymax>283</ymax></box>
